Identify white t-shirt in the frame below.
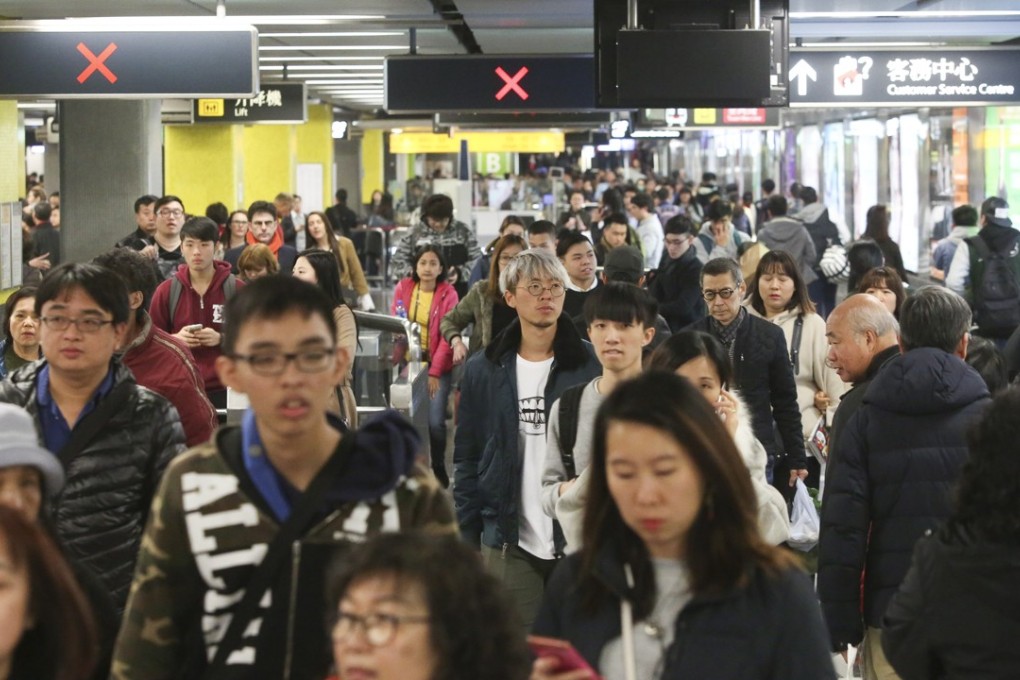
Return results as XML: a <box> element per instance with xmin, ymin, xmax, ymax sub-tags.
<box><xmin>516</xmin><ymin>354</ymin><xmax>556</xmax><ymax>560</ymax></box>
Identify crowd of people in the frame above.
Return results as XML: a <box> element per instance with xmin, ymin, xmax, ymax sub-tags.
<box><xmin>1</xmin><ymin>170</ymin><xmax>1019</xmax><ymax>680</ymax></box>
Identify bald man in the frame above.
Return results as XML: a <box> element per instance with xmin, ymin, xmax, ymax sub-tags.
<box><xmin>824</xmin><ymin>294</ymin><xmax>900</xmax><ymax>464</ymax></box>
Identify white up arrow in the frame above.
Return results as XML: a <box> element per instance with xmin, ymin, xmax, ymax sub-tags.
<box><xmin>789</xmin><ymin>59</ymin><xmax>817</xmax><ymax>96</ymax></box>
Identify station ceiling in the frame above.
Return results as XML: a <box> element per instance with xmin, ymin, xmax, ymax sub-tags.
<box><xmin>1</xmin><ymin>0</ymin><xmax>1018</xmax><ymax>112</ymax></box>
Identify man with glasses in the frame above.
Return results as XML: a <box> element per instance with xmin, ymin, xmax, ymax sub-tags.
<box><xmin>150</xmin><ymin>194</ymin><xmax>187</xmax><ymax>282</ymax></box>
<box><xmin>0</xmin><ymin>263</ymin><xmax>186</xmax><ymax>611</ymax></box>
<box><xmin>650</xmin><ymin>213</ymin><xmax>706</xmax><ymax>332</ymax></box>
<box><xmin>391</xmin><ymin>193</ymin><xmax>481</xmax><ymax>281</ymax></box>
<box><xmin>454</xmin><ymin>249</ymin><xmax>601</xmax><ymax>631</ymax></box>
<box><xmin>683</xmin><ymin>257</ymin><xmax>807</xmax><ymax>495</ymax></box>
<box><xmin>224</xmin><ymin>200</ymin><xmax>298</xmax><ymax>275</ymax></box>
<box><xmin>113</xmin><ymin>276</ymin><xmax>456</xmax><ymax>679</ymax></box>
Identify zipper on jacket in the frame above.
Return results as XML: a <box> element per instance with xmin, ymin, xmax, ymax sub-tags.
<box><xmin>501</xmin><ymin>542</ymin><xmax>509</xmax><ymax>559</ymax></box>
<box><xmin>283</xmin><ymin>540</ymin><xmax>301</xmax><ymax>680</ymax></box>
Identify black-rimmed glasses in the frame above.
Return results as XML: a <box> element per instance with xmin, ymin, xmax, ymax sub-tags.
<box><xmin>332</xmin><ymin>611</ymin><xmax>431</xmax><ymax>647</ymax></box>
<box><xmin>226</xmin><ymin>348</ymin><xmax>336</xmax><ymax>376</ymax></box>
<box><xmin>39</xmin><ymin>315</ymin><xmax>113</xmax><ymax>333</ymax></box>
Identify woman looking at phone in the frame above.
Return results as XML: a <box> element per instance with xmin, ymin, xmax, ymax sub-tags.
<box><xmin>530</xmin><ymin>372</ymin><xmax>834</xmax><ymax>680</ymax></box>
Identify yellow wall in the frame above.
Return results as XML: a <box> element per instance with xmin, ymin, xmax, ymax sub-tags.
<box><xmin>242</xmin><ymin>124</ymin><xmax>296</xmax><ymax>207</ymax></box>
<box><xmin>295</xmin><ymin>103</ymin><xmax>333</xmax><ymax>210</ymax></box>
<box><xmin>164</xmin><ymin>124</ymin><xmax>241</xmax><ymax>211</ymax></box>
<box><xmin>361</xmin><ymin>129</ymin><xmax>384</xmax><ymax>205</ymax></box>
<box><xmin>0</xmin><ymin>101</ymin><xmax>21</xmax><ymax>202</ymax></box>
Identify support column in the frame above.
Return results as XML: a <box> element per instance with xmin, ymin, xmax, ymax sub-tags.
<box><xmin>59</xmin><ymin>100</ymin><xmax>162</xmax><ymax>264</ymax></box>
<box><xmin>0</xmin><ymin>101</ymin><xmax>22</xmax><ymax>202</ymax></box>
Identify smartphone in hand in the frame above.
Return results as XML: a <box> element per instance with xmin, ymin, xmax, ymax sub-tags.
<box><xmin>183</xmin><ymin>323</ymin><xmax>203</xmax><ymax>333</ymax></box>
<box><xmin>527</xmin><ymin>636</ymin><xmax>601</xmax><ymax>679</ymax></box>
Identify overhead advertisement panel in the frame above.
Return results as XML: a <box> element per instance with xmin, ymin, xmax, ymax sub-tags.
<box><xmin>788</xmin><ymin>49</ymin><xmax>1020</xmax><ymax>107</ymax></box>
<box><xmin>0</xmin><ymin>23</ymin><xmax>258</xmax><ymax>98</ymax></box>
<box><xmin>388</xmin><ymin>131</ymin><xmax>564</xmax><ymax>154</ymax></box>
<box><xmin>385</xmin><ymin>55</ymin><xmax>596</xmax><ymax>112</ymax></box>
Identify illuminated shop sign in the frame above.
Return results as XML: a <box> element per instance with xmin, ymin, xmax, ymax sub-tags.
<box><xmin>788</xmin><ymin>49</ymin><xmax>1020</xmax><ymax>106</ymax></box>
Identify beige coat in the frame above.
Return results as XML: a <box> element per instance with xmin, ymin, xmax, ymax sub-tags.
<box><xmin>326</xmin><ymin>305</ymin><xmax>358</xmax><ymax>428</ymax></box>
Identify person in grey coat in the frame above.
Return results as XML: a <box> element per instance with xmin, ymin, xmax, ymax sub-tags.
<box><xmin>757</xmin><ymin>195</ymin><xmax>817</xmax><ymax>285</ymax></box>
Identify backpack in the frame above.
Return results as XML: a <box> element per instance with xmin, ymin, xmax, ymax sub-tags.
<box><xmin>168</xmin><ymin>274</ymin><xmax>237</xmax><ymax>327</ymax></box>
<box><xmin>967</xmin><ymin>235</ymin><xmax>1020</xmax><ymax>335</ymax></box>
<box><xmin>556</xmin><ymin>384</ymin><xmax>587</xmax><ymax>479</ymax></box>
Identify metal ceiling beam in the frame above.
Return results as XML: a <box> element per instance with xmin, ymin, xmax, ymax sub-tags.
<box><xmin>428</xmin><ymin>0</ymin><xmax>482</xmax><ymax>54</ymax></box>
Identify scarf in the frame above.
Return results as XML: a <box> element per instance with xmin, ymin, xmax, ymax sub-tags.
<box><xmin>710</xmin><ymin>305</ymin><xmax>746</xmax><ymax>361</ymax></box>
<box><xmin>246</xmin><ymin>225</ymin><xmax>284</xmax><ymax>255</ymax></box>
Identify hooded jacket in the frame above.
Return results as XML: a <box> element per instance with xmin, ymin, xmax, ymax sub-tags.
<box><xmin>453</xmin><ymin>315</ymin><xmax>601</xmax><ymax>551</ymax></box>
<box><xmin>757</xmin><ymin>216</ymin><xmax>818</xmax><ymax>284</ymax></box>
<box><xmin>149</xmin><ymin>260</ymin><xmax>244</xmax><ymax>394</ymax></box>
<box><xmin>0</xmin><ymin>360</ymin><xmax>186</xmax><ymax>610</ymax></box>
<box><xmin>817</xmin><ymin>348</ymin><xmax>990</xmax><ymax>648</ymax></box>
<box><xmin>392</xmin><ymin>277</ymin><xmax>459</xmax><ymax>377</ymax></box>
<box><xmin>112</xmin><ymin>411</ymin><xmax>457</xmax><ymax>680</ymax></box>
<box><xmin>882</xmin><ymin>527</ymin><xmax>1020</xmax><ymax>679</ymax></box>
<box><xmin>798</xmin><ymin>202</ymin><xmax>842</xmax><ymax>270</ymax></box>
<box><xmin>533</xmin><ymin>541</ymin><xmax>836</xmax><ymax>680</ymax></box>
<box><xmin>120</xmin><ymin>312</ymin><xmax>218</xmax><ymax>448</ymax></box>
<box><xmin>931</xmin><ymin>225</ymin><xmax>979</xmax><ymax>274</ymax></box>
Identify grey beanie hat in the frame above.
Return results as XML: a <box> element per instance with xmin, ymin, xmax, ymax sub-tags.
<box><xmin>0</xmin><ymin>403</ymin><xmax>64</xmax><ymax>497</ymax></box>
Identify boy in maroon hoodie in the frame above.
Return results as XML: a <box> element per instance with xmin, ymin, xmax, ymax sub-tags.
<box><xmin>150</xmin><ymin>216</ymin><xmax>242</xmax><ymax>408</ymax></box>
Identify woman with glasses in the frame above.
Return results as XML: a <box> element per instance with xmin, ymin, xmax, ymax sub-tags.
<box><xmin>442</xmin><ymin>234</ymin><xmax>526</xmax><ymax>366</ymax></box>
<box><xmin>0</xmin><ymin>287</ymin><xmax>40</xmax><ymax>379</ymax></box>
<box><xmin>292</xmin><ymin>249</ymin><xmax>359</xmax><ymax>429</ymax></box>
<box><xmin>746</xmin><ymin>251</ymin><xmax>845</xmax><ymax>485</ymax></box>
<box><xmin>329</xmin><ymin>531</ymin><xmax>530</xmax><ymax>680</ymax></box>
<box><xmin>392</xmin><ymin>245</ymin><xmax>460</xmax><ymax>487</ymax></box>
<box><xmin>530</xmin><ymin>372</ymin><xmax>835</xmax><ymax>680</ymax></box>
<box><xmin>215</xmin><ymin>210</ymin><xmax>249</xmax><ymax>260</ymax></box>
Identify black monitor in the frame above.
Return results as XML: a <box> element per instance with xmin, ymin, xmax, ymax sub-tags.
<box><xmin>595</xmin><ymin>0</ymin><xmax>789</xmax><ymax>108</ymax></box>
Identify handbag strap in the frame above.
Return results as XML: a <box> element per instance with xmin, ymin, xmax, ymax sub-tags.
<box><xmin>789</xmin><ymin>314</ymin><xmax>805</xmax><ymax>376</ymax></box>
<box><xmin>209</xmin><ymin>434</ymin><xmax>355</xmax><ymax>670</ymax></box>
<box><xmin>56</xmin><ymin>381</ymin><xmax>134</xmax><ymax>468</ymax></box>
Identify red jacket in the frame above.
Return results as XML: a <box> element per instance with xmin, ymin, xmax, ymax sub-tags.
<box><xmin>149</xmin><ymin>260</ymin><xmax>243</xmax><ymax>393</ymax></box>
<box><xmin>391</xmin><ymin>278</ymin><xmax>459</xmax><ymax>377</ymax></box>
<box><xmin>121</xmin><ymin>313</ymin><xmax>218</xmax><ymax>447</ymax></box>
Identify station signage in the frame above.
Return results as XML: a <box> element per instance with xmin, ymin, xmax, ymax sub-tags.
<box><xmin>788</xmin><ymin>48</ymin><xmax>1020</xmax><ymax>107</ymax></box>
<box><xmin>194</xmin><ymin>83</ymin><xmax>306</xmax><ymax>124</ymax></box>
<box><xmin>0</xmin><ymin>24</ymin><xmax>258</xmax><ymax>98</ymax></box>
<box><xmin>639</xmin><ymin>108</ymin><xmax>781</xmax><ymax>130</ymax></box>
<box><xmin>385</xmin><ymin>55</ymin><xmax>596</xmax><ymax>112</ymax></box>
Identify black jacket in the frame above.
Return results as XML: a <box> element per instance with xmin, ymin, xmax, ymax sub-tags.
<box><xmin>326</xmin><ymin>204</ymin><xmax>359</xmax><ymax>237</ymax></box>
<box><xmin>650</xmin><ymin>249</ymin><xmax>705</xmax><ymax>332</ymax></box>
<box><xmin>882</xmin><ymin>527</ymin><xmax>1020</xmax><ymax>680</ymax></box>
<box><xmin>828</xmin><ymin>344</ymin><xmax>900</xmax><ymax>468</ymax></box>
<box><xmin>817</xmin><ymin>348</ymin><xmax>990</xmax><ymax>647</ymax></box>
<box><xmin>0</xmin><ymin>360</ymin><xmax>186</xmax><ymax>609</ymax></box>
<box><xmin>453</xmin><ymin>315</ymin><xmax>601</xmax><ymax>551</ymax></box>
<box><xmin>684</xmin><ymin>314</ymin><xmax>805</xmax><ymax>467</ymax></box>
<box><xmin>533</xmin><ymin>547</ymin><xmax>836</xmax><ymax>680</ymax></box>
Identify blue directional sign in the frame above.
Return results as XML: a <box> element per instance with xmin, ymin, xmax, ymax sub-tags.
<box><xmin>788</xmin><ymin>48</ymin><xmax>1020</xmax><ymax>106</ymax></box>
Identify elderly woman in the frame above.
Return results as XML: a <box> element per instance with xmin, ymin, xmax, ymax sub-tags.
<box><xmin>0</xmin><ymin>287</ymin><xmax>40</xmax><ymax>379</ymax></box>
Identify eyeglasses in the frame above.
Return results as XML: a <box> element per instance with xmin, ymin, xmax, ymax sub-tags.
<box><xmin>227</xmin><ymin>348</ymin><xmax>336</xmax><ymax>376</ymax></box>
<box><xmin>332</xmin><ymin>611</ymin><xmax>430</xmax><ymax>647</ymax></box>
<box><xmin>40</xmin><ymin>315</ymin><xmax>114</xmax><ymax>333</ymax></box>
<box><xmin>665</xmin><ymin>237</ymin><xmax>690</xmax><ymax>247</ymax></box>
<box><xmin>158</xmin><ymin>208</ymin><xmax>184</xmax><ymax>218</ymax></box>
<box><xmin>702</xmin><ymin>288</ymin><xmax>737</xmax><ymax>301</ymax></box>
<box><xmin>518</xmin><ymin>282</ymin><xmax>566</xmax><ymax>298</ymax></box>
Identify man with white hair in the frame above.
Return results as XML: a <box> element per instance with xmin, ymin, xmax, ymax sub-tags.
<box><xmin>454</xmin><ymin>248</ymin><xmax>601</xmax><ymax>630</ymax></box>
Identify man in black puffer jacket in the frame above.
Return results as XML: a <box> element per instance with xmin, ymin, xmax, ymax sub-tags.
<box><xmin>684</xmin><ymin>257</ymin><xmax>807</xmax><ymax>493</ymax></box>
<box><xmin>0</xmin><ymin>263</ymin><xmax>186</xmax><ymax>611</ymax></box>
<box><xmin>818</xmin><ymin>286</ymin><xmax>990</xmax><ymax>676</ymax></box>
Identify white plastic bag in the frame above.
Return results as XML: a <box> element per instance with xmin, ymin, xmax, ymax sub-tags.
<box><xmin>788</xmin><ymin>479</ymin><xmax>820</xmax><ymax>552</ymax></box>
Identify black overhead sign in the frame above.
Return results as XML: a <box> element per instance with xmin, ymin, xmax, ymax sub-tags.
<box><xmin>194</xmin><ymin>83</ymin><xmax>307</xmax><ymax>123</ymax></box>
<box><xmin>788</xmin><ymin>48</ymin><xmax>1020</xmax><ymax>106</ymax></box>
<box><xmin>0</xmin><ymin>26</ymin><xmax>258</xmax><ymax>98</ymax></box>
<box><xmin>385</xmin><ymin>55</ymin><xmax>596</xmax><ymax>112</ymax></box>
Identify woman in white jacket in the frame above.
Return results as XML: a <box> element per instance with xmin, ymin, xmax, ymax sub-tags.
<box><xmin>746</xmin><ymin>250</ymin><xmax>846</xmax><ymax>469</ymax></box>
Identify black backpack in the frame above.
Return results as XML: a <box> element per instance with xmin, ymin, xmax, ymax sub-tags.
<box><xmin>556</xmin><ymin>384</ymin><xmax>587</xmax><ymax>478</ymax></box>
<box><xmin>967</xmin><ymin>235</ymin><xmax>1020</xmax><ymax>336</ymax></box>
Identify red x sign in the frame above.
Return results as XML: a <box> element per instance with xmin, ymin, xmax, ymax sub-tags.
<box><xmin>494</xmin><ymin>66</ymin><xmax>529</xmax><ymax>101</ymax></box>
<box><xmin>77</xmin><ymin>42</ymin><xmax>118</xmax><ymax>84</ymax></box>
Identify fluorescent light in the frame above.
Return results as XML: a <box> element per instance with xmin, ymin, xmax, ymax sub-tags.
<box><xmin>261</xmin><ymin>31</ymin><xmax>403</xmax><ymax>38</ymax></box>
<box><xmin>305</xmin><ymin>80</ymin><xmax>383</xmax><ymax>85</ymax></box>
<box><xmin>17</xmin><ymin>102</ymin><xmax>56</xmax><ymax>110</ymax></box>
<box><xmin>59</xmin><ymin>15</ymin><xmax>385</xmax><ymax>26</ymax></box>
<box><xmin>260</xmin><ymin>65</ymin><xmax>384</xmax><ymax>71</ymax></box>
<box><xmin>259</xmin><ymin>56</ymin><xmax>384</xmax><ymax>62</ymax></box>
<box><xmin>791</xmin><ymin>10</ymin><xmax>1020</xmax><ymax>19</ymax></box>
<box><xmin>796</xmin><ymin>41</ymin><xmax>947</xmax><ymax>47</ymax></box>
<box><xmin>259</xmin><ymin>45</ymin><xmax>406</xmax><ymax>51</ymax></box>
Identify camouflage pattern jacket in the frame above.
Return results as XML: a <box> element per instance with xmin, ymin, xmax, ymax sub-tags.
<box><xmin>112</xmin><ymin>410</ymin><xmax>456</xmax><ymax>680</ymax></box>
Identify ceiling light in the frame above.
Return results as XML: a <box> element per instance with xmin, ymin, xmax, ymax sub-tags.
<box><xmin>790</xmin><ymin>10</ymin><xmax>1020</xmax><ymax>19</ymax></box>
<box><xmin>259</xmin><ymin>56</ymin><xmax>384</xmax><ymax>62</ymax></box>
<box><xmin>56</xmin><ymin>15</ymin><xmax>385</xmax><ymax>27</ymax></box>
<box><xmin>305</xmin><ymin>80</ymin><xmax>383</xmax><ymax>85</ymax></box>
<box><xmin>259</xmin><ymin>45</ymin><xmax>406</xmax><ymax>51</ymax></box>
<box><xmin>795</xmin><ymin>41</ymin><xmax>947</xmax><ymax>47</ymax></box>
<box><xmin>260</xmin><ymin>65</ymin><xmax>384</xmax><ymax>71</ymax></box>
<box><xmin>261</xmin><ymin>31</ymin><xmax>404</xmax><ymax>38</ymax></box>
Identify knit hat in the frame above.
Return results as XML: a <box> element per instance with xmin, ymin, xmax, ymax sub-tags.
<box><xmin>981</xmin><ymin>197</ymin><xmax>1012</xmax><ymax>229</ymax></box>
<box><xmin>0</xmin><ymin>403</ymin><xmax>64</xmax><ymax>497</ymax></box>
